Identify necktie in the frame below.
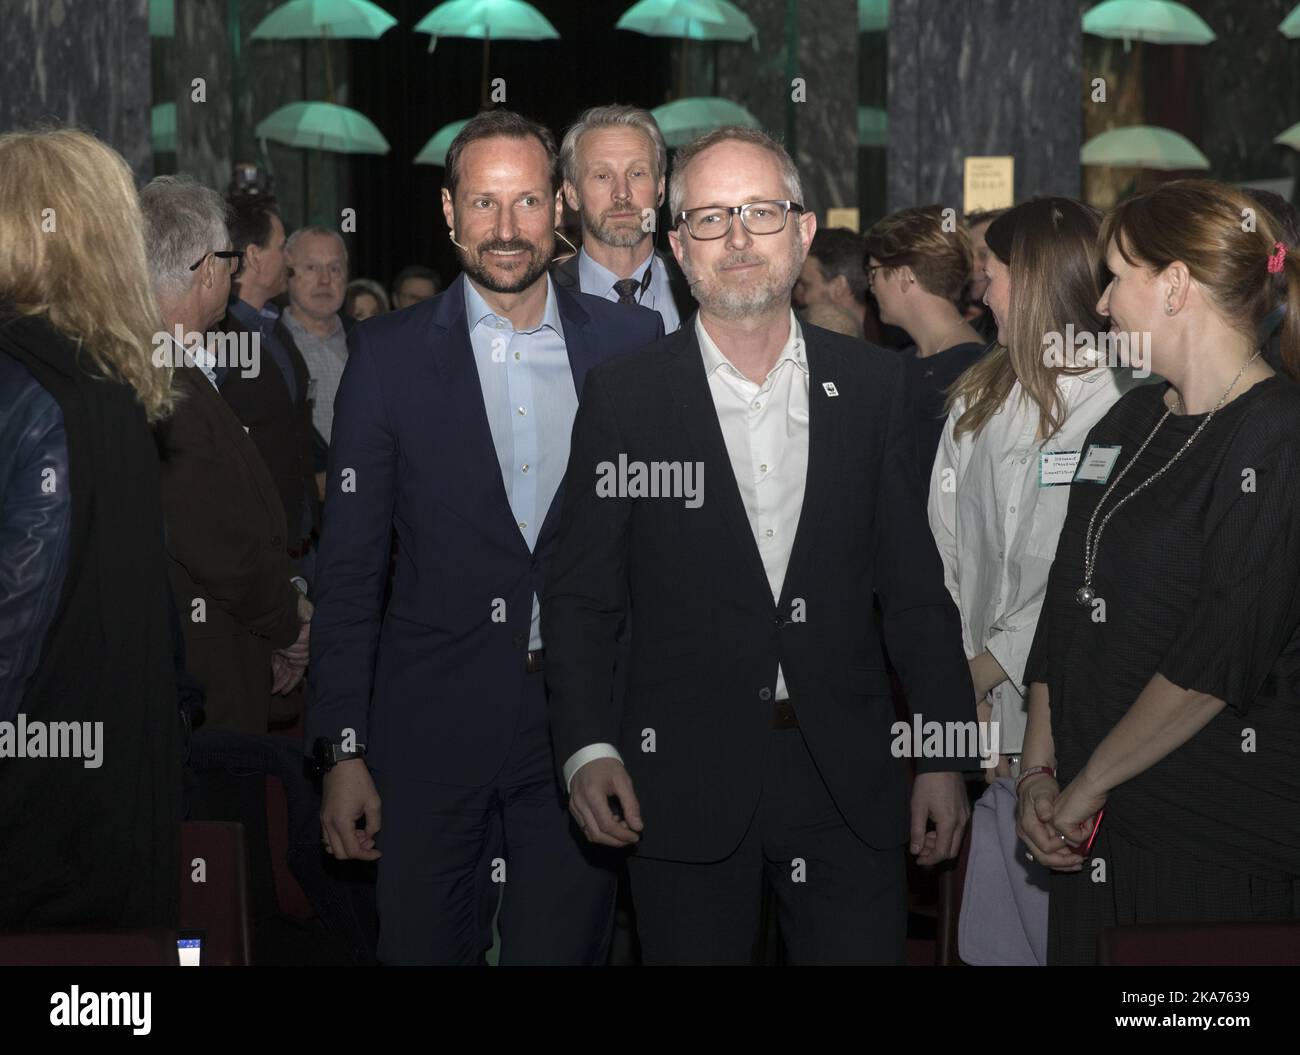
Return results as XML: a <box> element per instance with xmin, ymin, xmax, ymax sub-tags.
<box><xmin>613</xmin><ymin>278</ymin><xmax>642</xmax><ymax>305</ymax></box>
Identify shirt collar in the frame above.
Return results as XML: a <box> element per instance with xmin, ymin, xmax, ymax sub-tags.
<box><xmin>174</xmin><ymin>336</ymin><xmax>219</xmax><ymax>388</ymax></box>
<box><xmin>578</xmin><ymin>244</ymin><xmax>656</xmax><ymax>297</ymax></box>
<box><xmin>464</xmin><ymin>272</ymin><xmax>562</xmax><ymax>335</ymax></box>
<box><xmin>695</xmin><ymin>310</ymin><xmax>807</xmax><ymax>380</ymax></box>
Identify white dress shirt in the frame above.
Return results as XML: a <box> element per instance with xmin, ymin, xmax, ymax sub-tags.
<box><xmin>563</xmin><ymin>311</ymin><xmax>809</xmax><ymax>789</ymax></box>
<box><xmin>926</xmin><ymin>361</ymin><xmax>1136</xmax><ymax>753</ymax></box>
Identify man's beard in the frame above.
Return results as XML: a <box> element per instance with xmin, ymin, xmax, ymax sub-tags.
<box><xmin>582</xmin><ymin>203</ymin><xmax>649</xmax><ymax>250</ymax></box>
<box><xmin>681</xmin><ymin>236</ymin><xmax>803</xmax><ymax>321</ymax></box>
<box><xmin>458</xmin><ymin>236</ymin><xmax>551</xmax><ymax>294</ymax></box>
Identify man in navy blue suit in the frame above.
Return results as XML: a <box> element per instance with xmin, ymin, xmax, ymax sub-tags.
<box><xmin>306</xmin><ymin>109</ymin><xmax>663</xmax><ymax>964</ymax></box>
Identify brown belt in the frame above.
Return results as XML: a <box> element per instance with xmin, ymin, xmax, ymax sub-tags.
<box><xmin>773</xmin><ymin>698</ymin><xmax>798</xmax><ymax>729</ymax></box>
<box><xmin>525</xmin><ymin>649</ymin><xmax>545</xmax><ymax>673</ymax></box>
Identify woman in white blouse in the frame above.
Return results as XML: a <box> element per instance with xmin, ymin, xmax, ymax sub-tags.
<box><xmin>927</xmin><ymin>198</ymin><xmax>1140</xmax><ymax>779</ymax></box>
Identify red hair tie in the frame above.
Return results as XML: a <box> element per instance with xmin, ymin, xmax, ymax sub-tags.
<box><xmin>1268</xmin><ymin>241</ymin><xmax>1287</xmax><ymax>274</ymax></box>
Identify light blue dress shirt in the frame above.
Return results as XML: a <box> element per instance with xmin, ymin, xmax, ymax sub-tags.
<box><xmin>577</xmin><ymin>245</ymin><xmax>681</xmax><ymax>334</ymax></box>
<box><xmin>465</xmin><ymin>275</ymin><xmax>577</xmax><ymax>651</ymax></box>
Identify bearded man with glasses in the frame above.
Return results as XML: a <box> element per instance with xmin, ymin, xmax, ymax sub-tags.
<box><xmin>543</xmin><ymin>127</ymin><xmax>976</xmax><ymax>964</ymax></box>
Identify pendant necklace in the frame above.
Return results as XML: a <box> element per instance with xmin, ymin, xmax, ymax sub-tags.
<box><xmin>1076</xmin><ymin>350</ymin><xmax>1262</xmax><ymax>606</ymax></box>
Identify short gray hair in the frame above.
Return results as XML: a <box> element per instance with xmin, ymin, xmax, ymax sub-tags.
<box><xmin>285</xmin><ymin>225</ymin><xmax>348</xmax><ymax>261</ymax></box>
<box><xmin>560</xmin><ymin>104</ymin><xmax>668</xmax><ymax>188</ymax></box>
<box><xmin>667</xmin><ymin>126</ymin><xmax>803</xmax><ymax>219</ymax></box>
<box><xmin>139</xmin><ymin>175</ymin><xmax>230</xmax><ymax>299</ymax></box>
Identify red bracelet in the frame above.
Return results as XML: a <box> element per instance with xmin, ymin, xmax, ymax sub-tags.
<box><xmin>1015</xmin><ymin>766</ymin><xmax>1055</xmax><ymax>794</ymax></box>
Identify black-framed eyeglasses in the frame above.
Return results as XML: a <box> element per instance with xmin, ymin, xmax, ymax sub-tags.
<box><xmin>673</xmin><ymin>200</ymin><xmax>805</xmax><ymax>241</ymax></box>
<box><xmin>189</xmin><ymin>249</ymin><xmax>244</xmax><ymax>276</ymax></box>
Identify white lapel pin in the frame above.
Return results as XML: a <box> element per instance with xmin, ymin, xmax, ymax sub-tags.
<box><xmin>823</xmin><ymin>382</ymin><xmax>839</xmax><ymax>397</ymax></box>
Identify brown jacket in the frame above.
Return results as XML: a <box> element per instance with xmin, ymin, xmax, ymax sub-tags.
<box><xmin>157</xmin><ymin>361</ymin><xmax>300</xmax><ymax>732</ymax></box>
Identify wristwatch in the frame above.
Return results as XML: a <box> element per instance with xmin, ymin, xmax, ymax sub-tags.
<box><xmin>312</xmin><ymin>736</ymin><xmax>366</xmax><ymax>774</ymax></box>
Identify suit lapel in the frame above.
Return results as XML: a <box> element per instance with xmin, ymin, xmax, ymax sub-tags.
<box><xmin>778</xmin><ymin>332</ymin><xmax>843</xmax><ymax>611</ymax></box>
<box><xmin>429</xmin><ymin>275</ymin><xmax>530</xmax><ymax>557</ymax></box>
<box><xmin>666</xmin><ymin>328</ymin><xmax>775</xmax><ymax>610</ymax></box>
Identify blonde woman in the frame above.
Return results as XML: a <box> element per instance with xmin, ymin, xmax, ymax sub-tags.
<box><xmin>927</xmin><ymin>198</ymin><xmax>1136</xmax><ymax>781</ymax></box>
<box><xmin>0</xmin><ymin>129</ymin><xmax>182</xmax><ymax>929</ymax></box>
<box><xmin>1020</xmin><ymin>180</ymin><xmax>1300</xmax><ymax>964</ymax></box>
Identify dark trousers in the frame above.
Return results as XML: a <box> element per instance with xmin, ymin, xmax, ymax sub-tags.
<box><xmin>627</xmin><ymin>726</ymin><xmax>907</xmax><ymax>965</ymax></box>
<box><xmin>373</xmin><ymin>670</ymin><xmax>617</xmax><ymax>965</ymax></box>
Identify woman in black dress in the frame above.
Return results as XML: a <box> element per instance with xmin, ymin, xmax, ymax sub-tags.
<box><xmin>1015</xmin><ymin>179</ymin><xmax>1300</xmax><ymax>964</ymax></box>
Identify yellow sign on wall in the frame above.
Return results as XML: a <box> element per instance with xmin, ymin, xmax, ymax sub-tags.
<box><xmin>824</xmin><ymin>207</ymin><xmax>861</xmax><ymax>232</ymax></box>
<box><xmin>963</xmin><ymin>157</ymin><xmax>1015</xmax><ymax>215</ymax></box>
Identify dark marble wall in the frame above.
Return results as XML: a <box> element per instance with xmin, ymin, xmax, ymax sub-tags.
<box><xmin>888</xmin><ymin>0</ymin><xmax>1082</xmax><ymax>213</ymax></box>
<box><xmin>702</xmin><ymin>0</ymin><xmax>859</xmax><ymax>219</ymax></box>
<box><xmin>0</xmin><ymin>0</ymin><xmax>153</xmax><ymax>183</ymax></box>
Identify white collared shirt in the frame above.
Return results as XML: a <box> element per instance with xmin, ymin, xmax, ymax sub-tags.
<box><xmin>563</xmin><ymin>311</ymin><xmax>808</xmax><ymax>789</ymax></box>
<box><xmin>926</xmin><ymin>363</ymin><xmax>1138</xmax><ymax>752</ymax></box>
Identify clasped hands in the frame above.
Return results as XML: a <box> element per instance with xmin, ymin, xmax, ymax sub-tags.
<box><xmin>272</xmin><ymin>593</ymin><xmax>313</xmax><ymax>694</ymax></box>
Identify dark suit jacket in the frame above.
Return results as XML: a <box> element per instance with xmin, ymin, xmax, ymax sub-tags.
<box><xmin>552</xmin><ymin>247</ymin><xmax>695</xmax><ymax>325</ymax></box>
<box><xmin>217</xmin><ymin>308</ymin><xmax>315</xmax><ymax>546</ymax></box>
<box><xmin>542</xmin><ymin>322</ymin><xmax>977</xmax><ymax>862</ymax></box>
<box><xmin>305</xmin><ymin>274</ymin><xmax>663</xmax><ymax>785</ymax></box>
<box><xmin>156</xmin><ymin>362</ymin><xmax>302</xmax><ymax>732</ymax></box>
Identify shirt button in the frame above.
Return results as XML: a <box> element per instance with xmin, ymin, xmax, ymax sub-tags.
<box><xmin>998</xmin><ymin>551</ymin><xmax>1004</xmax><ymax>559</ymax></box>
<box><xmin>752</xmin><ymin>401</ymin><xmax>762</xmax><ymax>410</ymax></box>
<box><xmin>760</xmin><ymin>463</ymin><xmax>768</xmax><ymax>472</ymax></box>
<box><xmin>518</xmin><ymin>521</ymin><xmax>527</xmax><ymax>531</ymax></box>
<box><xmin>514</xmin><ymin>351</ymin><xmax>521</xmax><ymax>361</ymax></box>
<box><xmin>1020</xmin><ymin>457</ymin><xmax>1027</xmax><ymax>464</ymax></box>
<box><xmin>521</xmin><ymin>464</ymin><xmax>530</xmax><ymax>473</ymax></box>
<box><xmin>1009</xmin><ymin>506</ymin><xmax>1016</xmax><ymax>514</ymax></box>
<box><xmin>517</xmin><ymin>406</ymin><xmax>527</xmax><ymax>416</ymax></box>
<box><xmin>765</xmin><ymin>528</ymin><xmax>774</xmax><ymax>538</ymax></box>
<box><xmin>758</xmin><ymin>687</ymin><xmax>772</xmax><ymax>701</ymax></box>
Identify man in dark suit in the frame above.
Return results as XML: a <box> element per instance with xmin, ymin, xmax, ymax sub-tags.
<box><xmin>543</xmin><ymin>127</ymin><xmax>976</xmax><ymax>965</ymax></box>
<box><xmin>308</xmin><ymin>109</ymin><xmax>662</xmax><ymax>965</ymax></box>
<box><xmin>141</xmin><ymin>176</ymin><xmax>309</xmax><ymax>733</ymax></box>
<box><xmin>552</xmin><ymin>105</ymin><xmax>694</xmax><ymax>332</ymax></box>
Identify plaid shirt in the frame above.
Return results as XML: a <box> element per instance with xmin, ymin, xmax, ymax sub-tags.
<box><xmin>282</xmin><ymin>308</ymin><xmax>348</xmax><ymax>444</ymax></box>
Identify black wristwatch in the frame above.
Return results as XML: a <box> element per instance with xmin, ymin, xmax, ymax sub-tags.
<box><xmin>313</xmin><ymin>736</ymin><xmax>366</xmax><ymax>774</ymax></box>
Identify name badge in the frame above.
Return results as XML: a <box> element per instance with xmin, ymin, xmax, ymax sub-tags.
<box><xmin>1074</xmin><ymin>444</ymin><xmax>1122</xmax><ymax>484</ymax></box>
<box><xmin>1039</xmin><ymin>450</ymin><xmax>1080</xmax><ymax>487</ymax></box>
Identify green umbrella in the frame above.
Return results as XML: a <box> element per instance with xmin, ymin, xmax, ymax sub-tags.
<box><xmin>251</xmin><ymin>0</ymin><xmax>398</xmax><ymax>102</ymax></box>
<box><xmin>858</xmin><ymin>105</ymin><xmax>887</xmax><ymax>147</ymax></box>
<box><xmin>652</xmin><ymin>97</ymin><xmax>761</xmax><ymax>147</ymax></box>
<box><xmin>1281</xmin><ymin>3</ymin><xmax>1300</xmax><ymax>37</ymax></box>
<box><xmin>414</xmin><ymin>1</ymin><xmax>560</xmax><ymax>107</ymax></box>
<box><xmin>255</xmin><ymin>101</ymin><xmax>391</xmax><ymax>155</ymax></box>
<box><xmin>1082</xmin><ymin>0</ymin><xmax>1215</xmax><ymax>46</ymax></box>
<box><xmin>414</xmin><ymin>118</ymin><xmax>473</xmax><ymax>166</ymax></box>
<box><xmin>1271</xmin><ymin>120</ymin><xmax>1300</xmax><ymax>151</ymax></box>
<box><xmin>1081</xmin><ymin>125</ymin><xmax>1209</xmax><ymax>170</ymax></box>
<box><xmin>151</xmin><ymin>102</ymin><xmax>176</xmax><ymax>153</ymax></box>
<box><xmin>616</xmin><ymin>0</ymin><xmax>756</xmax><ymax>44</ymax></box>
<box><xmin>858</xmin><ymin>0</ymin><xmax>888</xmax><ymax>33</ymax></box>
<box><xmin>149</xmin><ymin>0</ymin><xmax>174</xmax><ymax>37</ymax></box>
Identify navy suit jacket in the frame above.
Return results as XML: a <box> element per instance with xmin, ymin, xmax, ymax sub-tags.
<box><xmin>305</xmin><ymin>274</ymin><xmax>662</xmax><ymax>785</ymax></box>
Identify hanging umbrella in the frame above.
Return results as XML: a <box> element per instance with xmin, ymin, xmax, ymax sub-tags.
<box><xmin>1271</xmin><ymin>120</ymin><xmax>1300</xmax><ymax>151</ymax></box>
<box><xmin>152</xmin><ymin>103</ymin><xmax>176</xmax><ymax>153</ymax></box>
<box><xmin>858</xmin><ymin>106</ymin><xmax>887</xmax><ymax>148</ymax></box>
<box><xmin>1082</xmin><ymin>0</ymin><xmax>1215</xmax><ymax>46</ymax></box>
<box><xmin>1081</xmin><ymin>125</ymin><xmax>1209</xmax><ymax>170</ymax></box>
<box><xmin>150</xmin><ymin>0</ymin><xmax>175</xmax><ymax>37</ymax></box>
<box><xmin>414</xmin><ymin>0</ymin><xmax>559</xmax><ymax>107</ymax></box>
<box><xmin>652</xmin><ymin>97</ymin><xmax>761</xmax><ymax>147</ymax></box>
<box><xmin>414</xmin><ymin>118</ymin><xmax>473</xmax><ymax>166</ymax></box>
<box><xmin>859</xmin><ymin>0</ymin><xmax>889</xmax><ymax>33</ymax></box>
<box><xmin>255</xmin><ymin>102</ymin><xmax>391</xmax><ymax>155</ymax></box>
<box><xmin>1281</xmin><ymin>3</ymin><xmax>1300</xmax><ymax>37</ymax></box>
<box><xmin>252</xmin><ymin>0</ymin><xmax>398</xmax><ymax>103</ymax></box>
<box><xmin>617</xmin><ymin>0</ymin><xmax>756</xmax><ymax>44</ymax></box>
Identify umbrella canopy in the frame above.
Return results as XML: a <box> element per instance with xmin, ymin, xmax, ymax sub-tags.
<box><xmin>150</xmin><ymin>0</ymin><xmax>174</xmax><ymax>37</ymax></box>
<box><xmin>859</xmin><ymin>0</ymin><xmax>888</xmax><ymax>33</ymax></box>
<box><xmin>1082</xmin><ymin>0</ymin><xmax>1215</xmax><ymax>46</ymax></box>
<box><xmin>414</xmin><ymin>118</ymin><xmax>473</xmax><ymax>166</ymax></box>
<box><xmin>255</xmin><ymin>101</ymin><xmax>391</xmax><ymax>155</ymax></box>
<box><xmin>617</xmin><ymin>0</ymin><xmax>758</xmax><ymax>44</ymax></box>
<box><xmin>858</xmin><ymin>105</ymin><xmax>887</xmax><ymax>147</ymax></box>
<box><xmin>1271</xmin><ymin>120</ymin><xmax>1300</xmax><ymax>151</ymax></box>
<box><xmin>250</xmin><ymin>0</ymin><xmax>398</xmax><ymax>39</ymax></box>
<box><xmin>1081</xmin><ymin>125</ymin><xmax>1209</xmax><ymax>170</ymax></box>
<box><xmin>652</xmin><ymin>97</ymin><xmax>760</xmax><ymax>146</ymax></box>
<box><xmin>152</xmin><ymin>103</ymin><xmax>176</xmax><ymax>153</ymax></box>
<box><xmin>414</xmin><ymin>0</ymin><xmax>559</xmax><ymax>44</ymax></box>
<box><xmin>1281</xmin><ymin>2</ymin><xmax>1300</xmax><ymax>38</ymax></box>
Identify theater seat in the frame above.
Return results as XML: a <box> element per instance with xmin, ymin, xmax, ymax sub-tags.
<box><xmin>1098</xmin><ymin>921</ymin><xmax>1300</xmax><ymax>965</ymax></box>
<box><xmin>180</xmin><ymin>821</ymin><xmax>253</xmax><ymax>966</ymax></box>
<box><xmin>0</xmin><ymin>929</ymin><xmax>177</xmax><ymax>965</ymax></box>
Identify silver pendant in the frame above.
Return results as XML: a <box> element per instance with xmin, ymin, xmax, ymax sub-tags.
<box><xmin>1075</xmin><ymin>585</ymin><xmax>1095</xmax><ymax>606</ymax></box>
